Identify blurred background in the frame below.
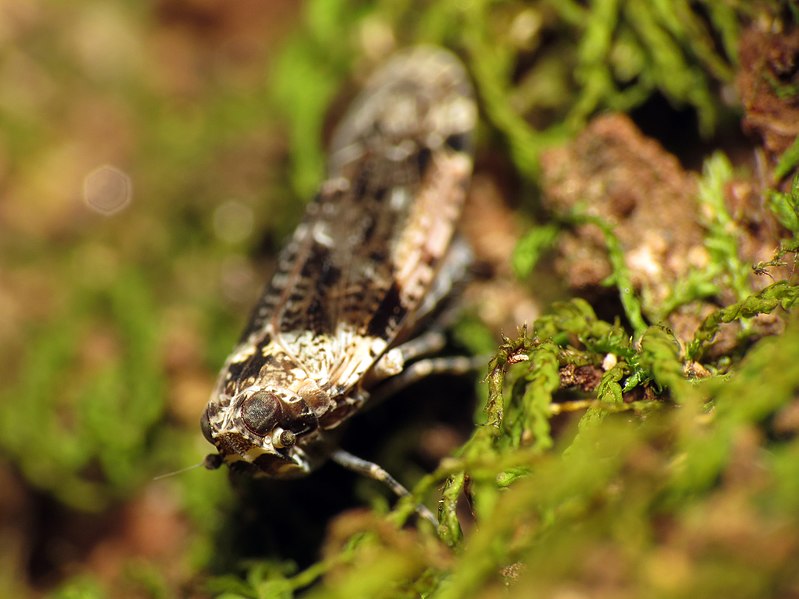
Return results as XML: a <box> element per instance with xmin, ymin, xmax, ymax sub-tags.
<box><xmin>0</xmin><ymin>1</ymin><xmax>321</xmax><ymax>596</ymax></box>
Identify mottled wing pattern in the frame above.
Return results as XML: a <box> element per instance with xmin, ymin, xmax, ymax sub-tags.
<box><xmin>240</xmin><ymin>48</ymin><xmax>475</xmax><ymax>396</ymax></box>
<box><xmin>202</xmin><ymin>47</ymin><xmax>475</xmax><ymax>480</ymax></box>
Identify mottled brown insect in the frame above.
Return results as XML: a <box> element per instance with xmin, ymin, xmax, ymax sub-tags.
<box><xmin>201</xmin><ymin>47</ymin><xmax>475</xmax><ymax>517</ymax></box>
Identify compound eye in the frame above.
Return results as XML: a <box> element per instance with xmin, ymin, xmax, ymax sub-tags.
<box><xmin>240</xmin><ymin>391</ymin><xmax>283</xmax><ymax>436</ymax></box>
<box><xmin>200</xmin><ymin>409</ymin><xmax>214</xmax><ymax>444</ymax></box>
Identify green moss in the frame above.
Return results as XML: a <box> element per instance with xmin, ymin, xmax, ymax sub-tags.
<box><xmin>768</xmin><ymin>174</ymin><xmax>799</xmax><ymax>232</ymax></box>
<box><xmin>511</xmin><ymin>223</ymin><xmax>560</xmax><ymax>278</ymax></box>
<box><xmin>687</xmin><ymin>281</ymin><xmax>799</xmax><ymax>360</ymax></box>
<box><xmin>697</xmin><ymin>153</ymin><xmax>753</xmax><ymax>302</ymax></box>
<box><xmin>49</xmin><ymin>577</ymin><xmax>106</xmax><ymax>599</ymax></box>
<box><xmin>0</xmin><ymin>267</ymin><xmax>165</xmax><ymax>509</ymax></box>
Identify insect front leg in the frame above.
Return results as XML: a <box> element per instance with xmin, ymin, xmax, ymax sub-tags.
<box><xmin>331</xmin><ymin>448</ymin><xmax>438</xmax><ymax>527</ymax></box>
<box><xmin>366</xmin><ymin>326</ymin><xmax>485</xmax><ymax>398</ymax></box>
<box><xmin>369</xmin><ymin>353</ymin><xmax>486</xmax><ymax>405</ymax></box>
<box><xmin>368</xmin><ymin>329</ymin><xmax>448</xmax><ymax>384</ymax></box>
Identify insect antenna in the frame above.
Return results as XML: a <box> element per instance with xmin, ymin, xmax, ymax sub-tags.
<box><xmin>152</xmin><ymin>461</ymin><xmax>207</xmax><ymax>481</ymax></box>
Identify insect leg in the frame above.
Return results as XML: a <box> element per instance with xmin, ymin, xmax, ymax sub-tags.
<box><xmin>368</xmin><ymin>329</ymin><xmax>447</xmax><ymax>384</ymax></box>
<box><xmin>369</xmin><ymin>354</ymin><xmax>486</xmax><ymax>405</ymax></box>
<box><xmin>395</xmin><ymin>329</ymin><xmax>448</xmax><ymax>362</ymax></box>
<box><xmin>331</xmin><ymin>448</ymin><xmax>438</xmax><ymax>527</ymax></box>
<box><xmin>413</xmin><ymin>236</ymin><xmax>473</xmax><ymax>326</ymax></box>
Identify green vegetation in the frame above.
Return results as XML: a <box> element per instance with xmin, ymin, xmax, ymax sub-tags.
<box><xmin>1</xmin><ymin>0</ymin><xmax>798</xmax><ymax>598</ymax></box>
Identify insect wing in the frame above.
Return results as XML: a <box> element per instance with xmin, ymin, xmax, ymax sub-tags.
<box><xmin>240</xmin><ymin>48</ymin><xmax>476</xmax><ymax>396</ymax></box>
<box><xmin>203</xmin><ymin>48</ymin><xmax>476</xmax><ymax>479</ymax></box>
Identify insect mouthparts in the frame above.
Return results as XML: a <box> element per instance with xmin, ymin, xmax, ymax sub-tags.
<box><xmin>203</xmin><ymin>454</ymin><xmax>224</xmax><ymax>471</ymax></box>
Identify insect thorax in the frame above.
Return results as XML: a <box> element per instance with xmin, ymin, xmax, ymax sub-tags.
<box><xmin>202</xmin><ymin>335</ymin><xmax>367</xmax><ymax>478</ymax></box>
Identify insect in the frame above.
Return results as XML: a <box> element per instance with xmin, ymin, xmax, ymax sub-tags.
<box><xmin>201</xmin><ymin>47</ymin><xmax>476</xmax><ymax>523</ymax></box>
